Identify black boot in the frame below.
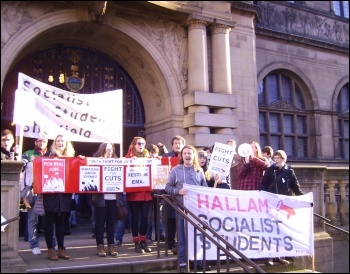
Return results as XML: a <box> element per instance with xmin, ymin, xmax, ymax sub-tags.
<box><xmin>140</xmin><ymin>241</ymin><xmax>151</xmax><ymax>253</ymax></box>
<box><xmin>135</xmin><ymin>243</ymin><xmax>145</xmax><ymax>253</ymax></box>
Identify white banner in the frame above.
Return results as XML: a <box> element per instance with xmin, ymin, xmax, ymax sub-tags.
<box><xmin>14</xmin><ymin>73</ymin><xmax>123</xmax><ymax>143</ymax></box>
<box><xmin>184</xmin><ymin>185</ymin><xmax>314</xmax><ymax>260</ymax></box>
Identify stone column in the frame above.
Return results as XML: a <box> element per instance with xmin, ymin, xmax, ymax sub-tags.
<box><xmin>1</xmin><ymin>160</ymin><xmax>26</xmax><ymax>273</ymax></box>
<box><xmin>337</xmin><ymin>179</ymin><xmax>348</xmax><ymax>226</ymax></box>
<box><xmin>209</xmin><ymin>22</ymin><xmax>234</xmax><ymax>135</ymax></box>
<box><xmin>185</xmin><ymin>18</ymin><xmax>210</xmax><ymax>135</ymax></box>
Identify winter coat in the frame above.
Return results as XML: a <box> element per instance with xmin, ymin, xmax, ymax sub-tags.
<box><xmin>260</xmin><ymin>164</ymin><xmax>304</xmax><ymax>196</ymax></box>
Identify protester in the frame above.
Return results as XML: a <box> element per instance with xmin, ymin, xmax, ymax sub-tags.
<box><xmin>43</xmin><ymin>134</ymin><xmax>84</xmax><ymax>260</ymax></box>
<box><xmin>125</xmin><ymin>136</ymin><xmax>153</xmax><ymax>253</ymax></box>
<box><xmin>197</xmin><ymin>150</ymin><xmax>222</xmax><ymax>188</ymax></box>
<box><xmin>146</xmin><ymin>144</ymin><xmax>165</xmax><ymax>244</ymax></box>
<box><xmin>157</xmin><ymin>142</ymin><xmax>168</xmax><ymax>156</ymax></box>
<box><xmin>91</xmin><ymin>142</ymin><xmax>121</xmax><ymax>257</ymax></box>
<box><xmin>262</xmin><ymin>145</ymin><xmax>274</xmax><ymax>165</ymax></box>
<box><xmin>165</xmin><ymin>145</ymin><xmax>210</xmax><ymax>273</ymax></box>
<box><xmin>162</xmin><ymin>135</ymin><xmax>186</xmax><ymax>254</ymax></box>
<box><xmin>260</xmin><ymin>149</ymin><xmax>304</xmax><ymax>266</ymax></box>
<box><xmin>114</xmin><ymin>192</ymin><xmax>128</xmax><ymax>246</ymax></box>
<box><xmin>237</xmin><ymin>141</ymin><xmax>269</xmax><ymax>190</ymax></box>
<box><xmin>1</xmin><ymin>129</ymin><xmax>19</xmax><ymax>160</ymax></box>
<box><xmin>22</xmin><ymin>137</ymin><xmax>57</xmax><ymax>255</ymax></box>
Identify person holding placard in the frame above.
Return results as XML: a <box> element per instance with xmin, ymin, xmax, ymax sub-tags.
<box><xmin>162</xmin><ymin>135</ymin><xmax>186</xmax><ymax>254</ymax></box>
<box><xmin>165</xmin><ymin>145</ymin><xmax>210</xmax><ymax>273</ymax></box>
<box><xmin>146</xmin><ymin>144</ymin><xmax>165</xmax><ymax>244</ymax></box>
<box><xmin>125</xmin><ymin>136</ymin><xmax>153</xmax><ymax>253</ymax></box>
<box><xmin>43</xmin><ymin>134</ymin><xmax>84</xmax><ymax>261</ymax></box>
<box><xmin>91</xmin><ymin>142</ymin><xmax>121</xmax><ymax>257</ymax></box>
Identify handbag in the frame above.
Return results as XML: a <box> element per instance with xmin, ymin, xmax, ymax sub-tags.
<box><xmin>33</xmin><ymin>194</ymin><xmax>45</xmax><ymax>216</ymax></box>
<box><xmin>116</xmin><ymin>204</ymin><xmax>128</xmax><ymax>220</ymax></box>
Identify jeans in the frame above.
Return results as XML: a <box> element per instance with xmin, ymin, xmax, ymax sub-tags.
<box><xmin>27</xmin><ymin>201</ymin><xmax>39</xmax><ymax>249</ymax></box>
<box><xmin>146</xmin><ymin>198</ymin><xmax>164</xmax><ymax>239</ymax></box>
<box><xmin>95</xmin><ymin>200</ymin><xmax>117</xmax><ymax>245</ymax></box>
<box><xmin>69</xmin><ymin>194</ymin><xmax>79</xmax><ymax>225</ymax></box>
<box><xmin>28</xmin><ymin>205</ymin><xmax>57</xmax><ymax>249</ymax></box>
<box><xmin>128</xmin><ymin>200</ymin><xmax>152</xmax><ymax>238</ymax></box>
<box><xmin>177</xmin><ymin>213</ymin><xmax>186</xmax><ymax>264</ymax></box>
<box><xmin>44</xmin><ymin>211</ymin><xmax>66</xmax><ymax>249</ymax></box>
<box><xmin>115</xmin><ymin>218</ymin><xmax>126</xmax><ymax>242</ymax></box>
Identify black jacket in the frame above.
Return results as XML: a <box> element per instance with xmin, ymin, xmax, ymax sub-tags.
<box><xmin>260</xmin><ymin>164</ymin><xmax>304</xmax><ymax>196</ymax></box>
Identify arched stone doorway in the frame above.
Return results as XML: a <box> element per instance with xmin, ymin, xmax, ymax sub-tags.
<box><xmin>2</xmin><ymin>45</ymin><xmax>145</xmax><ymax>156</ymax></box>
<box><xmin>1</xmin><ymin>5</ymin><xmax>187</xmax><ymax>155</ymax></box>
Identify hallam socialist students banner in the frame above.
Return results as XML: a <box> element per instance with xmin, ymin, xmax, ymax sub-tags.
<box><xmin>184</xmin><ymin>184</ymin><xmax>314</xmax><ymax>260</ymax></box>
<box><xmin>13</xmin><ymin>73</ymin><xmax>123</xmax><ymax>143</ymax></box>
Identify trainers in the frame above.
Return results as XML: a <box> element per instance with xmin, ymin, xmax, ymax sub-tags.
<box><xmin>179</xmin><ymin>263</ymin><xmax>187</xmax><ymax>273</ymax></box>
<box><xmin>145</xmin><ymin>238</ymin><xmax>152</xmax><ymax>245</ymax></box>
<box><xmin>32</xmin><ymin>247</ymin><xmax>42</xmax><ymax>255</ymax></box>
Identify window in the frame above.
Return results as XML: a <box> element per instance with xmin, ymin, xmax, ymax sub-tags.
<box><xmin>332</xmin><ymin>1</ymin><xmax>349</xmax><ymax>18</ymax></box>
<box><xmin>258</xmin><ymin>71</ymin><xmax>308</xmax><ymax>159</ymax></box>
<box><xmin>336</xmin><ymin>83</ymin><xmax>349</xmax><ymax>159</ymax></box>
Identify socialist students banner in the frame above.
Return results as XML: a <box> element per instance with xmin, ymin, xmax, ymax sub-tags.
<box><xmin>13</xmin><ymin>73</ymin><xmax>123</xmax><ymax>143</ymax></box>
<box><xmin>184</xmin><ymin>184</ymin><xmax>314</xmax><ymax>260</ymax></box>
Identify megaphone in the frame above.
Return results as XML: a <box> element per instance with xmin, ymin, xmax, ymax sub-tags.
<box><xmin>237</xmin><ymin>143</ymin><xmax>252</xmax><ymax>157</ymax></box>
<box><xmin>276</xmin><ymin>200</ymin><xmax>296</xmax><ymax>219</ymax></box>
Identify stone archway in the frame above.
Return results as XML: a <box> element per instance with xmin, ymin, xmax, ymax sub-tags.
<box><xmin>1</xmin><ymin>3</ymin><xmax>188</xmax><ymax>146</ymax></box>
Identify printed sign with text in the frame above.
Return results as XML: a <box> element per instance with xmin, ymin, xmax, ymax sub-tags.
<box><xmin>42</xmin><ymin>158</ymin><xmax>66</xmax><ymax>192</ymax></box>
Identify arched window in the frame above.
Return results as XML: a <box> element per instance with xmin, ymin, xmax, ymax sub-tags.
<box><xmin>336</xmin><ymin>83</ymin><xmax>349</xmax><ymax>159</ymax></box>
<box><xmin>258</xmin><ymin>71</ymin><xmax>309</xmax><ymax>160</ymax></box>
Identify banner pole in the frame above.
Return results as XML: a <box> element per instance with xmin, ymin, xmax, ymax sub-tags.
<box><xmin>16</xmin><ymin>124</ymin><xmax>24</xmax><ymax>161</ymax></box>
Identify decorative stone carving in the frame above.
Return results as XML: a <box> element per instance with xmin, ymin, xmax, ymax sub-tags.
<box><xmin>118</xmin><ymin>14</ymin><xmax>188</xmax><ymax>93</ymax></box>
<box><xmin>257</xmin><ymin>2</ymin><xmax>349</xmax><ymax>48</ymax></box>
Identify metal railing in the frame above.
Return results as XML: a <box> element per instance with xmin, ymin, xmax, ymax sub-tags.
<box><xmin>154</xmin><ymin>193</ymin><xmax>265</xmax><ymax>273</ymax></box>
<box><xmin>314</xmin><ymin>213</ymin><xmax>349</xmax><ymax>234</ymax></box>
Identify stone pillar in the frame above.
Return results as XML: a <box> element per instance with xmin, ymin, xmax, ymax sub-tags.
<box><xmin>183</xmin><ymin>17</ymin><xmax>238</xmax><ymax>146</ymax></box>
<box><xmin>184</xmin><ymin>17</ymin><xmax>210</xmax><ymax>136</ymax></box>
<box><xmin>338</xmin><ymin>179</ymin><xmax>349</xmax><ymax>226</ymax></box>
<box><xmin>1</xmin><ymin>160</ymin><xmax>26</xmax><ymax>273</ymax></box>
<box><xmin>187</xmin><ymin>18</ymin><xmax>209</xmax><ymax>94</ymax></box>
<box><xmin>209</xmin><ymin>22</ymin><xmax>234</xmax><ymax>135</ymax></box>
<box><xmin>291</xmin><ymin>165</ymin><xmax>333</xmax><ymax>273</ymax></box>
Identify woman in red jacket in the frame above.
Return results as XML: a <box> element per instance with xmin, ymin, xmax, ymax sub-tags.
<box><xmin>125</xmin><ymin>136</ymin><xmax>153</xmax><ymax>253</ymax></box>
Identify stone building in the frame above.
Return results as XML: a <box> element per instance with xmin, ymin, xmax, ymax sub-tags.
<box><xmin>1</xmin><ymin>1</ymin><xmax>348</xmax><ymax>272</ymax></box>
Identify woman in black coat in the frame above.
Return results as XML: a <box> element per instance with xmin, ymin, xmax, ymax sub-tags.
<box><xmin>260</xmin><ymin>149</ymin><xmax>304</xmax><ymax>266</ymax></box>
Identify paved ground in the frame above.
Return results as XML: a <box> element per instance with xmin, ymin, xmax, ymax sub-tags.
<box><xmin>18</xmin><ymin>216</ymin><xmax>177</xmax><ymax>273</ymax></box>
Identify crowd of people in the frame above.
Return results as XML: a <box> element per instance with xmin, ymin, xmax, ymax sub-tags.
<box><xmin>1</xmin><ymin>128</ymin><xmax>304</xmax><ymax>270</ymax></box>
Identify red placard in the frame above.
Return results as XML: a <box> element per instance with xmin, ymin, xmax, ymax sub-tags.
<box><xmin>33</xmin><ymin>157</ymin><xmax>87</xmax><ymax>193</ymax></box>
<box><xmin>123</xmin><ymin>164</ymin><xmax>152</xmax><ymax>193</ymax></box>
<box><xmin>161</xmin><ymin>156</ymin><xmax>180</xmax><ymax>170</ymax></box>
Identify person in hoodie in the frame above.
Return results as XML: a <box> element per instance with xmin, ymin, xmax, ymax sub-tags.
<box><xmin>165</xmin><ymin>145</ymin><xmax>211</xmax><ymax>272</ymax></box>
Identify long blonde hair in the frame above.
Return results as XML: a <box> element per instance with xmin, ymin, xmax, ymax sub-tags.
<box><xmin>179</xmin><ymin>145</ymin><xmax>202</xmax><ymax>172</ymax></box>
<box><xmin>50</xmin><ymin>134</ymin><xmax>75</xmax><ymax>157</ymax></box>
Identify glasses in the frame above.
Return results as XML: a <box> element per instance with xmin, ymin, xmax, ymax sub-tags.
<box><xmin>136</xmin><ymin>142</ymin><xmax>145</xmax><ymax>146</ymax></box>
